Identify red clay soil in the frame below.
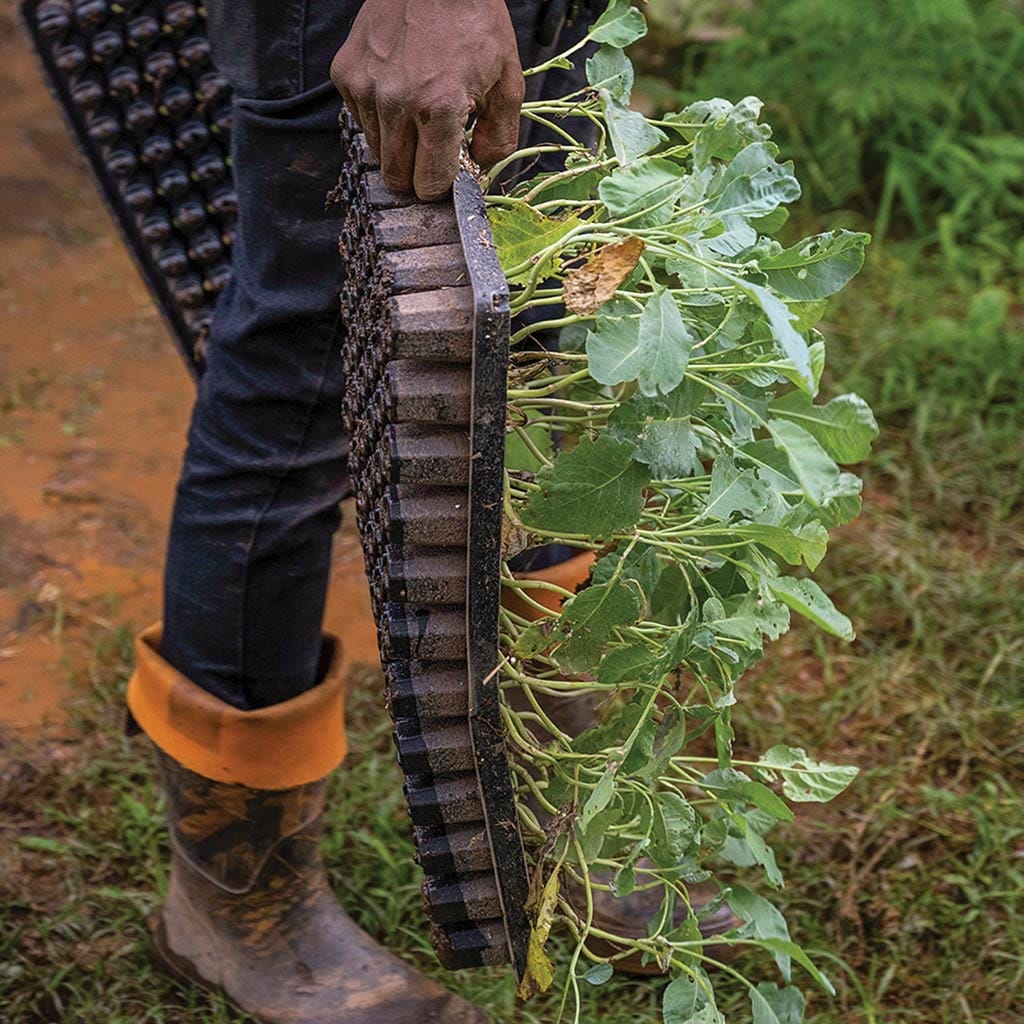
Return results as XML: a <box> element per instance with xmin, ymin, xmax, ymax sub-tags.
<box><xmin>0</xmin><ymin>6</ymin><xmax>378</xmax><ymax>731</ymax></box>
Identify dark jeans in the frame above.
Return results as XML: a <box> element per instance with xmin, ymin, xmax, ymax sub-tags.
<box><xmin>161</xmin><ymin>1</ymin><xmax>591</xmax><ymax>710</ymax></box>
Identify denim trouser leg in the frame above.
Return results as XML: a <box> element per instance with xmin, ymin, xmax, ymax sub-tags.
<box><xmin>161</xmin><ymin>81</ymin><xmax>351</xmax><ymax>711</ymax></box>
<box><xmin>162</xmin><ymin>1</ymin><xmax>591</xmax><ymax>710</ymax></box>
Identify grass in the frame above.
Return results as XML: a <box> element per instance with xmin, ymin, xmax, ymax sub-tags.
<box><xmin>2</xmin><ymin>251</ymin><xmax>1023</xmax><ymax>1023</ymax></box>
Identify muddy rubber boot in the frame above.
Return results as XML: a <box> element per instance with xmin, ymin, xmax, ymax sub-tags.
<box><xmin>504</xmin><ymin>555</ymin><xmax>742</xmax><ymax>974</ymax></box>
<box><xmin>153</xmin><ymin>752</ymin><xmax>487</xmax><ymax>1024</ymax></box>
<box><xmin>126</xmin><ymin>626</ymin><xmax>488</xmax><ymax>1024</ymax></box>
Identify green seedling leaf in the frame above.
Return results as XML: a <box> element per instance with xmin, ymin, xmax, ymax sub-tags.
<box><xmin>592</xmin><ymin>541</ymin><xmax>663</xmax><ymax>599</ymax></box>
<box><xmin>580</xmin><ymin>764</ymin><xmax>618</xmax><ymax>831</ymax></box>
<box><xmin>756</xmin><ymin>938</ymin><xmax>836</xmax><ymax>995</ymax></box>
<box><xmin>726</xmin><ymin>884</ymin><xmax>793</xmax><ymax>980</ymax></box>
<box><xmin>488</xmin><ymin>205</ymin><xmax>582</xmax><ymax>285</ymax></box>
<box><xmin>767</xmin><ymin>576</ymin><xmax>854</xmax><ymax>640</ymax></box>
<box><xmin>650</xmin><ymin>791</ymin><xmax>700</xmax><ymax>865</ymax></box>
<box><xmin>729</xmin><ymin>522</ymin><xmax>828</xmax><ymax>570</ymax></box>
<box><xmin>673</xmin><ymin>96</ymin><xmax>771</xmax><ymax>169</ymax></box>
<box><xmin>769</xmin><ymin>392</ymin><xmax>879</xmax><ymax>464</ymax></box>
<box><xmin>553</xmin><ymin>577</ymin><xmax>645</xmax><ymax>672</ymax></box>
<box><xmin>663</xmin><ymin>969</ymin><xmax>725</xmax><ymax>1024</ymax></box>
<box><xmin>709</xmin><ymin>142</ymin><xmax>801</xmax><ymax>219</ymax></box>
<box><xmin>700</xmin><ymin>768</ymin><xmax>793</xmax><ymax>822</ymax></box>
<box><xmin>523</xmin><ymin>434</ymin><xmax>650</xmax><ymax>537</ymax></box>
<box><xmin>583</xmin><ymin>962</ymin><xmax>614</xmax><ymax>986</ymax></box>
<box><xmin>750</xmin><ymin>983</ymin><xmax>806</xmax><ymax>1024</ymax></box>
<box><xmin>603</xmin><ymin>91</ymin><xmax>666</xmax><ymax>163</ymax></box>
<box><xmin>586</xmin><ymin>45</ymin><xmax>634</xmax><ymax>103</ymax></box>
<box><xmin>766</xmin><ymin>418</ymin><xmax>842</xmax><ymax>506</ymax></box>
<box><xmin>598</xmin><ymin>158</ymin><xmax>688</xmax><ymax>225</ymax></box>
<box><xmin>588</xmin><ymin>288</ymin><xmax>697</xmax><ymax>395</ymax></box>
<box><xmin>609</xmin><ymin>381</ymin><xmax>704</xmax><ymax>478</ymax></box>
<box><xmin>590</xmin><ymin>0</ymin><xmax>648</xmax><ymax>47</ymax></box>
<box><xmin>758</xmin><ymin>746</ymin><xmax>859</xmax><ymax>802</ymax></box>
<box><xmin>702</xmin><ymin>456</ymin><xmax>774</xmax><ymax>522</ymax></box>
<box><xmin>760</xmin><ymin>229</ymin><xmax>870</xmax><ymax>300</ymax></box>
<box><xmin>734</xmin><ymin>280</ymin><xmax>815</xmax><ymax>394</ymax></box>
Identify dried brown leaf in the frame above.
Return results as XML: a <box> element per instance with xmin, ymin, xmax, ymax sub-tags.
<box><xmin>562</xmin><ymin>236</ymin><xmax>645</xmax><ymax>316</ymax></box>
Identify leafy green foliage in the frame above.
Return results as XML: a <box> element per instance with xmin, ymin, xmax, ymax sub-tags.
<box><xmin>669</xmin><ymin>0</ymin><xmax>1024</xmax><ymax>257</ymax></box>
<box><xmin>491</xmin><ymin>5</ymin><xmax>876</xmax><ymax>1021</ymax></box>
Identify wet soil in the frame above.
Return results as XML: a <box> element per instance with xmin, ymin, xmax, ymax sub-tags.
<box><xmin>0</xmin><ymin>7</ymin><xmax>378</xmax><ymax>731</ymax></box>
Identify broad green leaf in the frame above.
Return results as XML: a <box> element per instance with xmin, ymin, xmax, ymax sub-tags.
<box><xmin>650</xmin><ymin>791</ymin><xmax>700</xmax><ymax>865</ymax></box>
<box><xmin>701</xmin><ymin>768</ymin><xmax>793</xmax><ymax>822</ymax></box>
<box><xmin>597</xmin><ymin>642</ymin><xmax>662</xmax><ymax>684</ymax></box>
<box><xmin>580</xmin><ymin>764</ymin><xmax>617</xmax><ymax>831</ymax></box>
<box><xmin>729</xmin><ymin>522</ymin><xmax>828</xmax><ymax>570</ymax></box>
<box><xmin>767</xmin><ymin>576</ymin><xmax>854</xmax><ymax>640</ymax></box>
<box><xmin>726</xmin><ymin>885</ymin><xmax>792</xmax><ymax>980</ymax></box>
<box><xmin>523</xmin><ymin>434</ymin><xmax>650</xmax><ymax>537</ymax></box>
<box><xmin>592</xmin><ymin>542</ymin><xmax>663</xmax><ymax>599</ymax></box>
<box><xmin>583</xmin><ymin>962</ymin><xmax>614</xmax><ymax>986</ymax></box>
<box><xmin>758</xmin><ymin>745</ymin><xmax>859</xmax><ymax>802</ymax></box>
<box><xmin>598</xmin><ymin>158</ymin><xmax>688</xmax><ymax>225</ymax></box>
<box><xmin>769</xmin><ymin>392</ymin><xmax>879</xmax><ymax>464</ymax></box>
<box><xmin>671</xmin><ymin>96</ymin><xmax>771</xmax><ymax>169</ymax></box>
<box><xmin>590</xmin><ymin>0</ymin><xmax>648</xmax><ymax>47</ymax></box>
<box><xmin>750</xmin><ymin>983</ymin><xmax>806</xmax><ymax>1024</ymax></box>
<box><xmin>586</xmin><ymin>45</ymin><xmax>634</xmax><ymax>102</ymax></box>
<box><xmin>588</xmin><ymin>288</ymin><xmax>696</xmax><ymax>395</ymax></box>
<box><xmin>702</xmin><ymin>456</ymin><xmax>774</xmax><ymax>522</ymax></box>
<box><xmin>755</xmin><ymin>938</ymin><xmax>836</xmax><ymax>995</ymax></box>
<box><xmin>609</xmin><ymin>381</ymin><xmax>704</xmax><ymax>479</ymax></box>
<box><xmin>734</xmin><ymin>279</ymin><xmax>815</xmax><ymax>394</ymax></box>
<box><xmin>760</xmin><ymin>230</ymin><xmax>870</xmax><ymax>300</ymax></box>
<box><xmin>663</xmin><ymin>970</ymin><xmax>725</xmax><ymax>1024</ymax></box>
<box><xmin>766</xmin><ymin>419</ymin><xmax>842</xmax><ymax>507</ymax></box>
<box><xmin>709</xmin><ymin>592</ymin><xmax>790</xmax><ymax>646</ymax></box>
<box><xmin>603</xmin><ymin>91</ymin><xmax>666</xmax><ymax>163</ymax></box>
<box><xmin>553</xmin><ymin>578</ymin><xmax>645</xmax><ymax>671</ymax></box>
<box><xmin>488</xmin><ymin>205</ymin><xmax>581</xmax><ymax>285</ymax></box>
<box><xmin>709</xmin><ymin>143</ymin><xmax>801</xmax><ymax>219</ymax></box>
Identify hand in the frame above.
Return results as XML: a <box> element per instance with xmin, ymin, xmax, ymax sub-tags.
<box><xmin>331</xmin><ymin>0</ymin><xmax>525</xmax><ymax>201</ymax></box>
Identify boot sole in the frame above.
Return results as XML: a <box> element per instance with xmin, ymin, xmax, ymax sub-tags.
<box><xmin>336</xmin><ymin>114</ymin><xmax>530</xmax><ymax>977</ymax></box>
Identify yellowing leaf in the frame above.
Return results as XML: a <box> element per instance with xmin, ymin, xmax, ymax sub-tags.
<box><xmin>517</xmin><ymin>868</ymin><xmax>560</xmax><ymax>999</ymax></box>
<box><xmin>563</xmin><ymin>236</ymin><xmax>645</xmax><ymax>315</ymax></box>
<box><xmin>489</xmin><ymin>205</ymin><xmax>583</xmax><ymax>285</ymax></box>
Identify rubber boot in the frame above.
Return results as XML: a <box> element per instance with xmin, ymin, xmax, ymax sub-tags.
<box><xmin>503</xmin><ymin>555</ymin><xmax>741</xmax><ymax>974</ymax></box>
<box><xmin>127</xmin><ymin>626</ymin><xmax>488</xmax><ymax>1024</ymax></box>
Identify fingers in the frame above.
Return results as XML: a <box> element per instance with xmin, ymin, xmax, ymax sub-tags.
<box><xmin>378</xmin><ymin>99</ymin><xmax>418</xmax><ymax>195</ymax></box>
<box><xmin>413</xmin><ymin>103</ymin><xmax>469</xmax><ymax>202</ymax></box>
<box><xmin>470</xmin><ymin>62</ymin><xmax>525</xmax><ymax>170</ymax></box>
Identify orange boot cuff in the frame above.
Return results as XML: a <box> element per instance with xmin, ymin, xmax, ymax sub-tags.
<box><xmin>126</xmin><ymin>624</ymin><xmax>347</xmax><ymax>790</ymax></box>
<box><xmin>502</xmin><ymin>550</ymin><xmax>596</xmax><ymax>622</ymax></box>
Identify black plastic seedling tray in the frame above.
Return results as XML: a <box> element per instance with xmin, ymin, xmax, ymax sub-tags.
<box><xmin>337</xmin><ymin>113</ymin><xmax>530</xmax><ymax>977</ymax></box>
<box><xmin>22</xmin><ymin>0</ymin><xmax>235</xmax><ymax>377</ymax></box>
<box><xmin>23</xmin><ymin>0</ymin><xmax>531</xmax><ymax>980</ymax></box>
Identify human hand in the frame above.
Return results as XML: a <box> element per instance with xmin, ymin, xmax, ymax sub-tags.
<box><xmin>331</xmin><ymin>0</ymin><xmax>525</xmax><ymax>201</ymax></box>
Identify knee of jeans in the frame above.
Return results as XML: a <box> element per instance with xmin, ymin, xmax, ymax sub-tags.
<box><xmin>180</xmin><ymin>366</ymin><xmax>348</xmax><ymax>500</ymax></box>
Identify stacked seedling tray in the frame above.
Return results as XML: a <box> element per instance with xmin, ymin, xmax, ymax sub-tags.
<box><xmin>337</xmin><ymin>111</ymin><xmax>530</xmax><ymax>977</ymax></box>
<box><xmin>23</xmin><ymin>0</ymin><xmax>235</xmax><ymax>375</ymax></box>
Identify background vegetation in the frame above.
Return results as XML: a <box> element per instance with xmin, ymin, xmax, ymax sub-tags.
<box><xmin>3</xmin><ymin>1</ymin><xmax>1022</xmax><ymax>1021</ymax></box>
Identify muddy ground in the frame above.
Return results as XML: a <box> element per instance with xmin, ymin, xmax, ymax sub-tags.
<box><xmin>0</xmin><ymin>6</ymin><xmax>379</xmax><ymax>733</ymax></box>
